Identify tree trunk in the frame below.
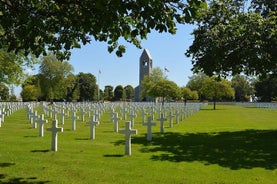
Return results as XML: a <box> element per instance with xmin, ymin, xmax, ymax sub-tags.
<box><xmin>213</xmin><ymin>96</ymin><xmax>216</xmax><ymax>110</ymax></box>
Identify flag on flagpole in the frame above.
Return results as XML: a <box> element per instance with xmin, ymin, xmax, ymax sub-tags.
<box><xmin>164</xmin><ymin>67</ymin><xmax>170</xmax><ymax>72</ymax></box>
<box><xmin>99</xmin><ymin>69</ymin><xmax>101</xmax><ymax>74</ymax></box>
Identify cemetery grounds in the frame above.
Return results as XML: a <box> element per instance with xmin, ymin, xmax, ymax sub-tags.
<box><xmin>0</xmin><ymin>102</ymin><xmax>277</xmax><ymax>184</ymax></box>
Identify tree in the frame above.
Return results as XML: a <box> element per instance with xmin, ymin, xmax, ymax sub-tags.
<box><xmin>124</xmin><ymin>85</ymin><xmax>134</xmax><ymax>101</ymax></box>
<box><xmin>39</xmin><ymin>54</ymin><xmax>73</xmax><ymax>100</ymax></box>
<box><xmin>21</xmin><ymin>85</ymin><xmax>39</xmax><ymax>101</ymax></box>
<box><xmin>186</xmin><ymin>73</ymin><xmax>208</xmax><ymax>100</ymax></box>
<box><xmin>200</xmin><ymin>76</ymin><xmax>234</xmax><ymax>110</ymax></box>
<box><xmin>141</xmin><ymin>67</ymin><xmax>179</xmax><ymax>105</ymax></box>
<box><xmin>231</xmin><ymin>75</ymin><xmax>253</xmax><ymax>102</ymax></box>
<box><xmin>114</xmin><ymin>85</ymin><xmax>124</xmax><ymax>101</ymax></box>
<box><xmin>254</xmin><ymin>74</ymin><xmax>277</xmax><ymax>102</ymax></box>
<box><xmin>64</xmin><ymin>74</ymin><xmax>79</xmax><ymax>102</ymax></box>
<box><xmin>104</xmin><ymin>85</ymin><xmax>113</xmax><ymax>101</ymax></box>
<box><xmin>140</xmin><ymin>67</ymin><xmax>166</xmax><ymax>100</ymax></box>
<box><xmin>0</xmin><ymin>83</ymin><xmax>9</xmax><ymax>101</ymax></box>
<box><xmin>180</xmin><ymin>87</ymin><xmax>199</xmax><ymax>104</ymax></box>
<box><xmin>0</xmin><ymin>1</ymin><xmax>206</xmax><ymax>60</ymax></box>
<box><xmin>76</xmin><ymin>72</ymin><xmax>97</xmax><ymax>101</ymax></box>
<box><xmin>0</xmin><ymin>48</ymin><xmax>37</xmax><ymax>85</ymax></box>
<box><xmin>185</xmin><ymin>0</ymin><xmax>277</xmax><ymax>77</ymax></box>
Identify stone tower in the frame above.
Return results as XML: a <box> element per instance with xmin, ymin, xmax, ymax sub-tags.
<box><xmin>135</xmin><ymin>49</ymin><xmax>153</xmax><ymax>101</ymax></box>
<box><xmin>139</xmin><ymin>49</ymin><xmax>153</xmax><ymax>85</ymax></box>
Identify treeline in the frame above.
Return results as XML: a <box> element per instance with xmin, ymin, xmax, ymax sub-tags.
<box><xmin>20</xmin><ymin>55</ymin><xmax>134</xmax><ymax>102</ymax></box>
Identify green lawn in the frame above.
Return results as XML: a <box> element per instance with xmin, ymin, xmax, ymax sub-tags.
<box><xmin>1</xmin><ymin>104</ymin><xmax>277</xmax><ymax>184</ymax></box>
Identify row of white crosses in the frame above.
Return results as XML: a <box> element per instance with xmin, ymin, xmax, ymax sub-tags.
<box><xmin>0</xmin><ymin>102</ymin><xmax>27</xmax><ymax>128</ymax></box>
<box><xmin>26</xmin><ymin>102</ymin><xmax>206</xmax><ymax>154</ymax></box>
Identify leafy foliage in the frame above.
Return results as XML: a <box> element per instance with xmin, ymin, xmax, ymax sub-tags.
<box><xmin>20</xmin><ymin>85</ymin><xmax>39</xmax><ymax>101</ymax></box>
<box><xmin>0</xmin><ymin>0</ymin><xmax>206</xmax><ymax>60</ymax></box>
<box><xmin>0</xmin><ymin>83</ymin><xmax>9</xmax><ymax>100</ymax></box>
<box><xmin>254</xmin><ymin>74</ymin><xmax>277</xmax><ymax>101</ymax></box>
<box><xmin>104</xmin><ymin>85</ymin><xmax>114</xmax><ymax>101</ymax></box>
<box><xmin>114</xmin><ymin>85</ymin><xmax>124</xmax><ymax>101</ymax></box>
<box><xmin>231</xmin><ymin>75</ymin><xmax>254</xmax><ymax>102</ymax></box>
<box><xmin>124</xmin><ymin>85</ymin><xmax>134</xmax><ymax>101</ymax></box>
<box><xmin>76</xmin><ymin>72</ymin><xmax>97</xmax><ymax>101</ymax></box>
<box><xmin>186</xmin><ymin>0</ymin><xmax>276</xmax><ymax>77</ymax></box>
<box><xmin>180</xmin><ymin>87</ymin><xmax>199</xmax><ymax>101</ymax></box>
<box><xmin>0</xmin><ymin>48</ymin><xmax>37</xmax><ymax>85</ymax></box>
<box><xmin>141</xmin><ymin>67</ymin><xmax>180</xmax><ymax>103</ymax></box>
<box><xmin>39</xmin><ymin>54</ymin><xmax>73</xmax><ymax>100</ymax></box>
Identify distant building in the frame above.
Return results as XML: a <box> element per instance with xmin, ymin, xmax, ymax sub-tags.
<box><xmin>134</xmin><ymin>49</ymin><xmax>153</xmax><ymax>102</ymax></box>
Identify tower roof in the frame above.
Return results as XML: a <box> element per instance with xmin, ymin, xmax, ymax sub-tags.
<box><xmin>140</xmin><ymin>48</ymin><xmax>152</xmax><ymax>60</ymax></box>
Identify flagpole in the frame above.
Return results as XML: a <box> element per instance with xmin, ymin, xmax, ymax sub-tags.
<box><xmin>97</xmin><ymin>70</ymin><xmax>100</xmax><ymax>102</ymax></box>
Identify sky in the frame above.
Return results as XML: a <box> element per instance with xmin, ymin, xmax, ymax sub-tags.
<box><xmin>16</xmin><ymin>23</ymin><xmax>196</xmax><ymax>95</ymax></box>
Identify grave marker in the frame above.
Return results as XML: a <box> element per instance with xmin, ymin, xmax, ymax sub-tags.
<box><xmin>38</xmin><ymin>114</ymin><xmax>48</xmax><ymax>137</ymax></box>
<box><xmin>86</xmin><ymin>115</ymin><xmax>99</xmax><ymax>140</ymax></box>
<box><xmin>157</xmin><ymin>113</ymin><xmax>167</xmax><ymax>133</ymax></box>
<box><xmin>111</xmin><ymin>112</ymin><xmax>121</xmax><ymax>132</ymax></box>
<box><xmin>142</xmin><ymin>116</ymin><xmax>156</xmax><ymax>141</ymax></box>
<box><xmin>119</xmin><ymin>121</ymin><xmax>137</xmax><ymax>156</ymax></box>
<box><xmin>47</xmin><ymin>119</ymin><xmax>63</xmax><ymax>151</ymax></box>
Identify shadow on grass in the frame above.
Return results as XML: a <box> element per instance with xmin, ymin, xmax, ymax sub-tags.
<box><xmin>130</xmin><ymin>129</ymin><xmax>277</xmax><ymax>170</ymax></box>
<box><xmin>103</xmin><ymin>154</ymin><xmax>124</xmax><ymax>157</ymax></box>
<box><xmin>0</xmin><ymin>175</ymin><xmax>50</xmax><ymax>184</ymax></box>
<box><xmin>0</xmin><ymin>162</ymin><xmax>15</xmax><ymax>167</ymax></box>
<box><xmin>0</xmin><ymin>165</ymin><xmax>50</xmax><ymax>183</ymax></box>
<box><xmin>30</xmin><ymin>150</ymin><xmax>50</xmax><ymax>153</ymax></box>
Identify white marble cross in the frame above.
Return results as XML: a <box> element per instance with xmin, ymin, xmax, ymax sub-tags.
<box><xmin>111</xmin><ymin>112</ymin><xmax>121</xmax><ymax>132</ymax></box>
<box><xmin>168</xmin><ymin>111</ymin><xmax>175</xmax><ymax>128</ymax></box>
<box><xmin>129</xmin><ymin>111</ymin><xmax>136</xmax><ymax>127</ymax></box>
<box><xmin>119</xmin><ymin>121</ymin><xmax>137</xmax><ymax>155</ymax></box>
<box><xmin>142</xmin><ymin>116</ymin><xmax>156</xmax><ymax>141</ymax></box>
<box><xmin>157</xmin><ymin>113</ymin><xmax>167</xmax><ymax>133</ymax></box>
<box><xmin>32</xmin><ymin>111</ymin><xmax>39</xmax><ymax>128</ymax></box>
<box><xmin>71</xmin><ymin>111</ymin><xmax>78</xmax><ymax>131</ymax></box>
<box><xmin>60</xmin><ymin>109</ymin><xmax>66</xmax><ymax>124</ymax></box>
<box><xmin>47</xmin><ymin>119</ymin><xmax>63</xmax><ymax>151</ymax></box>
<box><xmin>38</xmin><ymin>114</ymin><xmax>48</xmax><ymax>137</ymax></box>
<box><xmin>86</xmin><ymin>115</ymin><xmax>99</xmax><ymax>140</ymax></box>
<box><xmin>80</xmin><ymin>108</ymin><xmax>86</xmax><ymax>122</ymax></box>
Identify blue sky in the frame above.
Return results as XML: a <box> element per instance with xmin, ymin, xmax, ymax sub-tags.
<box><xmin>69</xmin><ymin>23</ymin><xmax>196</xmax><ymax>89</ymax></box>
<box><xmin>17</xmin><ymin>23</ymin><xmax>196</xmax><ymax>95</ymax></box>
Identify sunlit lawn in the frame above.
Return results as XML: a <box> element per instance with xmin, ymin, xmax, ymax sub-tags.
<box><xmin>1</xmin><ymin>104</ymin><xmax>277</xmax><ymax>184</ymax></box>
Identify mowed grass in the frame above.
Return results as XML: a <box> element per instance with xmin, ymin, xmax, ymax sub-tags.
<box><xmin>0</xmin><ymin>104</ymin><xmax>277</xmax><ymax>184</ymax></box>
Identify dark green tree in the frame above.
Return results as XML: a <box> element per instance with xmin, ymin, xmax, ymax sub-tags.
<box><xmin>114</xmin><ymin>85</ymin><xmax>124</xmax><ymax>101</ymax></box>
<box><xmin>76</xmin><ymin>72</ymin><xmax>97</xmax><ymax>101</ymax></box>
<box><xmin>104</xmin><ymin>85</ymin><xmax>114</xmax><ymax>101</ymax></box>
<box><xmin>124</xmin><ymin>85</ymin><xmax>134</xmax><ymax>101</ymax></box>
<box><xmin>186</xmin><ymin>0</ymin><xmax>276</xmax><ymax>77</ymax></box>
<box><xmin>0</xmin><ymin>0</ymin><xmax>206</xmax><ymax>60</ymax></box>
<box><xmin>255</xmin><ymin>74</ymin><xmax>277</xmax><ymax>102</ymax></box>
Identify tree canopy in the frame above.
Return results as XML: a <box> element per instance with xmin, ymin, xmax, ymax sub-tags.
<box><xmin>141</xmin><ymin>67</ymin><xmax>180</xmax><ymax>104</ymax></box>
<box><xmin>0</xmin><ymin>0</ymin><xmax>206</xmax><ymax>60</ymax></box>
<box><xmin>39</xmin><ymin>54</ymin><xmax>73</xmax><ymax>100</ymax></box>
<box><xmin>186</xmin><ymin>0</ymin><xmax>276</xmax><ymax>77</ymax></box>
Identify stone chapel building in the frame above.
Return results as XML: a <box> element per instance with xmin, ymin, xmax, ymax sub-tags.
<box><xmin>134</xmin><ymin>49</ymin><xmax>153</xmax><ymax>102</ymax></box>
